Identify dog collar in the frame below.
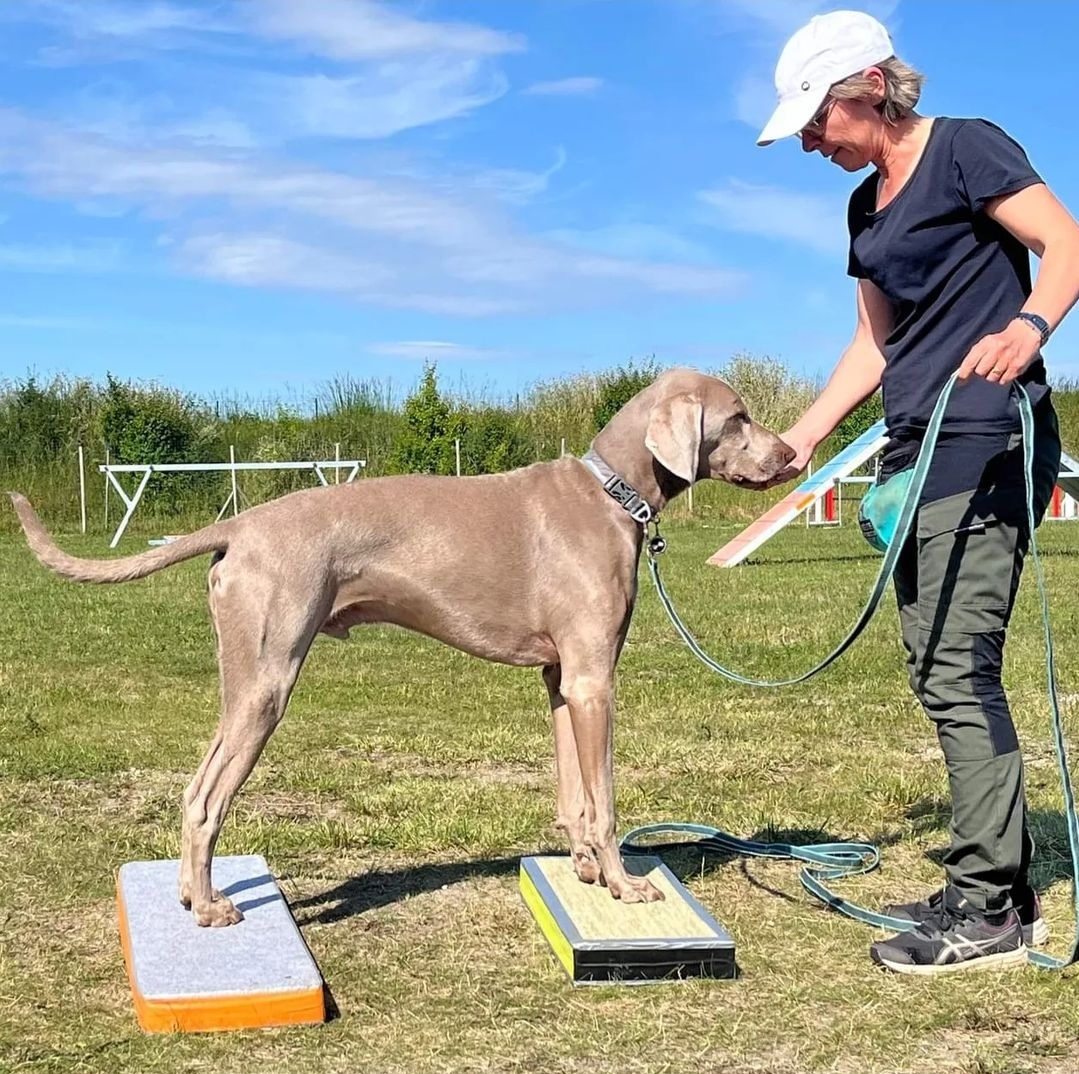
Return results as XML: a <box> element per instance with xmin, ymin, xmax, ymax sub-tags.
<box><xmin>580</xmin><ymin>450</ymin><xmax>657</xmax><ymax>525</ymax></box>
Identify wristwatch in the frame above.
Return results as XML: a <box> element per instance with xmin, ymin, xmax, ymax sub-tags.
<box><xmin>1014</xmin><ymin>311</ymin><xmax>1051</xmax><ymax>347</ymax></box>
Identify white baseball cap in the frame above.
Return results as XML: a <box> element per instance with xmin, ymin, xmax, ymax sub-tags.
<box><xmin>756</xmin><ymin>10</ymin><xmax>894</xmax><ymax>146</ymax></box>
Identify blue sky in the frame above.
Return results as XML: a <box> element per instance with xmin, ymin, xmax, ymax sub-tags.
<box><xmin>2</xmin><ymin>0</ymin><xmax>1079</xmax><ymax>404</ymax></box>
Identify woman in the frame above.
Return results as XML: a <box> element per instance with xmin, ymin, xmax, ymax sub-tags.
<box><xmin>758</xmin><ymin>10</ymin><xmax>1079</xmax><ymax>974</ymax></box>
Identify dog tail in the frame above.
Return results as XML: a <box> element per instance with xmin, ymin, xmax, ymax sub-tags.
<box><xmin>8</xmin><ymin>492</ymin><xmax>232</xmax><ymax>584</ymax></box>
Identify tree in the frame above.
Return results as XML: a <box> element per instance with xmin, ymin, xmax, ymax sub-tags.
<box><xmin>388</xmin><ymin>364</ymin><xmax>460</xmax><ymax>474</ymax></box>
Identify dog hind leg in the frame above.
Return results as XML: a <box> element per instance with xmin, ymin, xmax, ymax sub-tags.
<box><xmin>179</xmin><ymin>558</ymin><xmax>326</xmax><ymax>926</ymax></box>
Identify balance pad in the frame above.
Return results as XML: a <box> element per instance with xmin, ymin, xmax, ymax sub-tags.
<box><xmin>116</xmin><ymin>855</ymin><xmax>325</xmax><ymax>1032</ymax></box>
<box><xmin>520</xmin><ymin>855</ymin><xmax>736</xmax><ymax>985</ymax></box>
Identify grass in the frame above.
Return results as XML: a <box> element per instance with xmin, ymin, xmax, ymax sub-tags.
<box><xmin>2</xmin><ymin>508</ymin><xmax>1079</xmax><ymax>1074</ymax></box>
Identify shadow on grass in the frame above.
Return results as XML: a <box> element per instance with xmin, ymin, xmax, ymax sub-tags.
<box><xmin>646</xmin><ymin>824</ymin><xmax>909</xmax><ymax>908</ymax></box>
<box><xmin>290</xmin><ymin>805</ymin><xmax>1077</xmax><ymax>932</ymax></box>
<box><xmin>743</xmin><ymin>552</ymin><xmax>882</xmax><ymax>568</ymax></box>
<box><xmin>909</xmin><ymin>800</ymin><xmax>1077</xmax><ymax>891</ymax></box>
<box><xmin>290</xmin><ymin>852</ymin><xmax>535</xmax><ymax>926</ymax></box>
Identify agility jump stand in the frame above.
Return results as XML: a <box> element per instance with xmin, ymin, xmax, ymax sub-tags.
<box><xmin>1048</xmin><ymin>450</ymin><xmax>1079</xmax><ymax>521</ymax></box>
<box><xmin>709</xmin><ymin>420</ymin><xmax>890</xmax><ymax>567</ymax></box>
<box><xmin>805</xmin><ymin>463</ymin><xmax>840</xmax><ymax>527</ymax></box>
<box><xmin>712</xmin><ymin>438</ymin><xmax>1079</xmax><ymax>566</ymax></box>
<box><xmin>1048</xmin><ymin>485</ymin><xmax>1078</xmax><ymax>521</ymax></box>
<box><xmin>101</xmin><ymin>454</ymin><xmax>366</xmax><ymax>548</ymax></box>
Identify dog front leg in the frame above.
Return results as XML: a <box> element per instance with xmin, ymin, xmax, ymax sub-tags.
<box><xmin>543</xmin><ymin>664</ymin><xmax>601</xmax><ymax>884</ymax></box>
<box><xmin>559</xmin><ymin>667</ymin><xmax>663</xmax><ymax>904</ymax></box>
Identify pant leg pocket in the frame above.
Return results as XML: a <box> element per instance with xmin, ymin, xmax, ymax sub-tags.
<box><xmin>915</xmin><ymin>492</ymin><xmax>1021</xmax><ymax>635</ymax></box>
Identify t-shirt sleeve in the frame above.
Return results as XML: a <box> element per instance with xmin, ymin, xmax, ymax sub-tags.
<box><xmin>953</xmin><ymin>119</ymin><xmax>1043</xmax><ymax>213</ymax></box>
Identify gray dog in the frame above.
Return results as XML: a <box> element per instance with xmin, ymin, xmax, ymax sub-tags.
<box><xmin>10</xmin><ymin>368</ymin><xmax>793</xmax><ymax>926</ymax></box>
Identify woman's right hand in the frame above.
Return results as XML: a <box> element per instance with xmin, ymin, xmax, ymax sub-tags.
<box><xmin>775</xmin><ymin>425</ymin><xmax>817</xmax><ymax>484</ymax></box>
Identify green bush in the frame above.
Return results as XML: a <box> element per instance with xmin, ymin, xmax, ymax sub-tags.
<box><xmin>456</xmin><ymin>407</ymin><xmax>532</xmax><ymax>474</ymax></box>
<box><xmin>592</xmin><ymin>358</ymin><xmax>661</xmax><ymax>431</ymax></box>
<box><xmin>3</xmin><ymin>358</ymin><xmax>1076</xmax><ymax>534</ymax></box>
<box><xmin>834</xmin><ymin>392</ymin><xmax>885</xmax><ymax>448</ymax></box>
<box><xmin>717</xmin><ymin>353</ymin><xmax>816</xmax><ymax>435</ymax></box>
<box><xmin>387</xmin><ymin>364</ymin><xmax>462</xmax><ymax>475</ymax></box>
<box><xmin>96</xmin><ymin>375</ymin><xmax>218</xmax><ymax>517</ymax></box>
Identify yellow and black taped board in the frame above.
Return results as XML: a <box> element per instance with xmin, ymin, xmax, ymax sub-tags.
<box><xmin>520</xmin><ymin>855</ymin><xmax>736</xmax><ymax>985</ymax></box>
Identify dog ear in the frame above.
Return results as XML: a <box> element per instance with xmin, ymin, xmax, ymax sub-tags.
<box><xmin>645</xmin><ymin>392</ymin><xmax>703</xmax><ymax>483</ymax></box>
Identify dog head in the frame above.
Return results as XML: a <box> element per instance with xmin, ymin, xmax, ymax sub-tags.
<box><xmin>644</xmin><ymin>369</ymin><xmax>795</xmax><ymax>490</ymax></box>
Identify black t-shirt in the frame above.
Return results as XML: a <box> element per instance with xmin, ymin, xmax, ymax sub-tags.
<box><xmin>848</xmin><ymin>117</ymin><xmax>1050</xmax><ymax>500</ymax></box>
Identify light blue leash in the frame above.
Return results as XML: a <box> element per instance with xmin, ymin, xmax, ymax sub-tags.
<box><xmin>623</xmin><ymin>372</ymin><xmax>1079</xmax><ymax>968</ymax></box>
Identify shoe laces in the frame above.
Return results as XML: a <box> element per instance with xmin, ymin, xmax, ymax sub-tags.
<box><xmin>922</xmin><ymin>889</ymin><xmax>979</xmax><ymax>936</ymax></box>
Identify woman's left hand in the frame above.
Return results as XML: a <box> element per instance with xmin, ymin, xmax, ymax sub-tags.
<box><xmin>957</xmin><ymin>319</ymin><xmax>1041</xmax><ymax>386</ymax></box>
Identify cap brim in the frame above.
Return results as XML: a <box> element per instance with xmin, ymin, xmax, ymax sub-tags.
<box><xmin>756</xmin><ymin>91</ymin><xmax>826</xmax><ymax>146</ymax></box>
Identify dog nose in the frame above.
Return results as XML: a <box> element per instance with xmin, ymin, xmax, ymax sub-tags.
<box><xmin>779</xmin><ymin>442</ymin><xmax>796</xmax><ymax>467</ymax></box>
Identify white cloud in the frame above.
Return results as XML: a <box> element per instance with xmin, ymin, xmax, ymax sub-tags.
<box><xmin>248</xmin><ymin>0</ymin><xmax>525</xmax><ymax>60</ymax></box>
<box><xmin>466</xmin><ymin>147</ymin><xmax>567</xmax><ymax>204</ymax></box>
<box><xmin>546</xmin><ymin>222</ymin><xmax>712</xmax><ymax>264</ymax></box>
<box><xmin>0</xmin><ymin>313</ymin><xmax>93</xmax><ymax>329</ymax></box>
<box><xmin>17</xmin><ymin>0</ymin><xmax>528</xmax><ymax>62</ymax></box>
<box><xmin>718</xmin><ymin>0</ymin><xmax>834</xmax><ymax>37</ymax></box>
<box><xmin>0</xmin><ymin>241</ymin><xmax>124</xmax><ymax>273</ymax></box>
<box><xmin>523</xmin><ymin>77</ymin><xmax>603</xmax><ymax>97</ymax></box>
<box><xmin>13</xmin><ymin>1</ymin><xmax>523</xmax><ymax>143</ymax></box>
<box><xmin>176</xmin><ymin>233</ymin><xmax>394</xmax><ymax>293</ymax></box>
<box><xmin>0</xmin><ymin>106</ymin><xmax>746</xmax><ymax>310</ymax></box>
<box><xmin>20</xmin><ymin>0</ymin><xmax>225</xmax><ymax>39</ymax></box>
<box><xmin>266</xmin><ymin>58</ymin><xmax>509</xmax><ymax>140</ymax></box>
<box><xmin>698</xmin><ymin>179</ymin><xmax>847</xmax><ymax>256</ymax></box>
<box><xmin>734</xmin><ymin>73</ymin><xmax>778</xmax><ymax>133</ymax></box>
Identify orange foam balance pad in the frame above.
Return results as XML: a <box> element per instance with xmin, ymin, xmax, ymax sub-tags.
<box><xmin>116</xmin><ymin>856</ymin><xmax>325</xmax><ymax>1033</ymax></box>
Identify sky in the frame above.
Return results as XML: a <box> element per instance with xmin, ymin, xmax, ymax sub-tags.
<box><xmin>2</xmin><ymin>0</ymin><xmax>1079</xmax><ymax>405</ymax></box>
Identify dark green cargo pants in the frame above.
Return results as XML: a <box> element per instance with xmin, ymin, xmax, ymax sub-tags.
<box><xmin>893</xmin><ymin>405</ymin><xmax>1061</xmax><ymax>912</ymax></box>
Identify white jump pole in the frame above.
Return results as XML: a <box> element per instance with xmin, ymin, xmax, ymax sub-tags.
<box><xmin>335</xmin><ymin>442</ymin><xmax>341</xmax><ymax>484</ymax></box>
<box><xmin>78</xmin><ymin>444</ymin><xmax>87</xmax><ymax>535</ymax></box>
<box><xmin>455</xmin><ymin>438</ymin><xmax>461</xmax><ymax>477</ymax></box>
<box><xmin>104</xmin><ymin>447</ymin><xmax>110</xmax><ymax>528</ymax></box>
<box><xmin>230</xmin><ymin>445</ymin><xmax>239</xmax><ymax>517</ymax></box>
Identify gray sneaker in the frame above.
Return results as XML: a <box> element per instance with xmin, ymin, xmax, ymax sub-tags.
<box><xmin>872</xmin><ymin>886</ymin><xmax>1027</xmax><ymax>975</ymax></box>
<box><xmin>884</xmin><ymin>883</ymin><xmax>1049</xmax><ymax>947</ymax></box>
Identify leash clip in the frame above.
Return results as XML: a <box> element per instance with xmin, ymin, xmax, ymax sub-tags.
<box><xmin>648</xmin><ymin>520</ymin><xmax>666</xmax><ymax>557</ymax></box>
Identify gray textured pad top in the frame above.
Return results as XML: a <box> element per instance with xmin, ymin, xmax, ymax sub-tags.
<box><xmin>118</xmin><ymin>855</ymin><xmax>323</xmax><ymax>999</ymax></box>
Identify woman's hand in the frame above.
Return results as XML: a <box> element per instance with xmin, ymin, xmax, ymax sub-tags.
<box><xmin>775</xmin><ymin>424</ymin><xmax>818</xmax><ymax>484</ymax></box>
<box><xmin>957</xmin><ymin>319</ymin><xmax>1042</xmax><ymax>386</ymax></box>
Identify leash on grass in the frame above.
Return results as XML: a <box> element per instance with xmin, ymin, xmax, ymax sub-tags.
<box><xmin>625</xmin><ymin>372</ymin><xmax>1079</xmax><ymax>969</ymax></box>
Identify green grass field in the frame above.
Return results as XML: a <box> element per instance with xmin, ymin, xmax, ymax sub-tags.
<box><xmin>3</xmin><ymin>509</ymin><xmax>1079</xmax><ymax>1074</ymax></box>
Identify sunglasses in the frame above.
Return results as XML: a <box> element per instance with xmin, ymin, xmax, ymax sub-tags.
<box><xmin>802</xmin><ymin>96</ymin><xmax>835</xmax><ymax>136</ymax></box>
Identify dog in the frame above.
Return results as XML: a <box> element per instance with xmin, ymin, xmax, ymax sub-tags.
<box><xmin>10</xmin><ymin>367</ymin><xmax>794</xmax><ymax>926</ymax></box>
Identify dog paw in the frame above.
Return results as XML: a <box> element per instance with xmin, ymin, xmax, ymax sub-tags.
<box><xmin>179</xmin><ymin>884</ymin><xmax>226</xmax><ymax>911</ymax></box>
<box><xmin>572</xmin><ymin>855</ymin><xmax>602</xmax><ymax>885</ymax></box>
<box><xmin>193</xmin><ymin>896</ymin><xmax>244</xmax><ymax>927</ymax></box>
<box><xmin>613</xmin><ymin>877</ymin><xmax>665</xmax><ymax>904</ymax></box>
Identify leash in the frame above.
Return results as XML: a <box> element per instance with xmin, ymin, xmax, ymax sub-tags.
<box><xmin>620</xmin><ymin>372</ymin><xmax>1079</xmax><ymax>969</ymax></box>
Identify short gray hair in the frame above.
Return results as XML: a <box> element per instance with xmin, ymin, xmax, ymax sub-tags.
<box><xmin>829</xmin><ymin>56</ymin><xmax>925</xmax><ymax>125</ymax></box>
